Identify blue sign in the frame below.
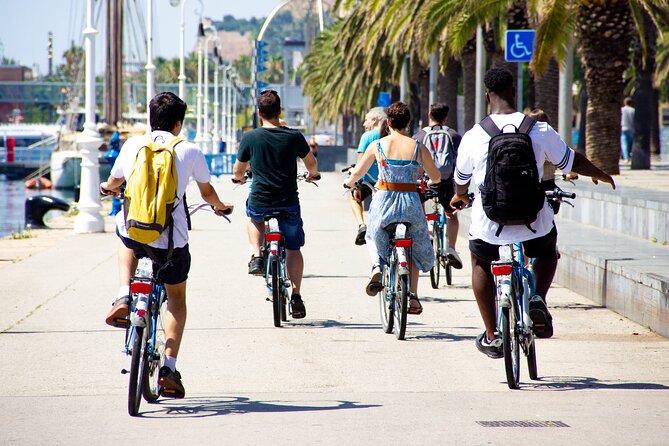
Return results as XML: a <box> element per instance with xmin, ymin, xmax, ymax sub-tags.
<box><xmin>377</xmin><ymin>91</ymin><xmax>391</xmax><ymax>107</ymax></box>
<box><xmin>505</xmin><ymin>30</ymin><xmax>535</xmax><ymax>62</ymax></box>
<box><xmin>257</xmin><ymin>65</ymin><xmax>268</xmax><ymax>72</ymax></box>
<box><xmin>256</xmin><ymin>40</ymin><xmax>268</xmax><ymax>49</ymax></box>
<box><xmin>257</xmin><ymin>81</ymin><xmax>269</xmax><ymax>89</ymax></box>
<box><xmin>257</xmin><ymin>56</ymin><xmax>269</xmax><ymax>64</ymax></box>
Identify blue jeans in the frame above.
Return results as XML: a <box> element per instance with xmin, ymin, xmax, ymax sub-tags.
<box><xmin>246</xmin><ymin>202</ymin><xmax>305</xmax><ymax>250</ymax></box>
<box><xmin>621</xmin><ymin>130</ymin><xmax>633</xmax><ymax>161</ymax></box>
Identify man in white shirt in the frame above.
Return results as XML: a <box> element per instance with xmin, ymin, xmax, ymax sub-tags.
<box><xmin>452</xmin><ymin>68</ymin><xmax>614</xmax><ymax>358</ymax></box>
<box><xmin>101</xmin><ymin>92</ymin><xmax>233</xmax><ymax>397</ymax></box>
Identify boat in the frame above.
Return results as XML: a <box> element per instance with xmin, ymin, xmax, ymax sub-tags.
<box><xmin>0</xmin><ymin>124</ymin><xmax>59</xmax><ymax>180</ymax></box>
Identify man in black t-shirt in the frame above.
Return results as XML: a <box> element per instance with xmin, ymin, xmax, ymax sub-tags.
<box><xmin>232</xmin><ymin>90</ymin><xmax>320</xmax><ymax>319</ymax></box>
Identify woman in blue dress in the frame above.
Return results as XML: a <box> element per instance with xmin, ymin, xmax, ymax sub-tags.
<box><xmin>345</xmin><ymin>102</ymin><xmax>441</xmax><ymax>314</ymax></box>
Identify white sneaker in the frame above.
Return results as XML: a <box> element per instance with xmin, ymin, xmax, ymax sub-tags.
<box><xmin>446</xmin><ymin>247</ymin><xmax>463</xmax><ymax>269</ymax></box>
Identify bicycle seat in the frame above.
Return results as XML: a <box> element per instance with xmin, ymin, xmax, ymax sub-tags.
<box><xmin>263</xmin><ymin>210</ymin><xmax>290</xmax><ymax>221</ymax></box>
<box><xmin>383</xmin><ymin>222</ymin><xmax>412</xmax><ymax>235</ymax></box>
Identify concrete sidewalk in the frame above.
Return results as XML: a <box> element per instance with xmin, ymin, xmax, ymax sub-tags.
<box><xmin>1</xmin><ymin>173</ymin><xmax>668</xmax><ymax>445</ymax></box>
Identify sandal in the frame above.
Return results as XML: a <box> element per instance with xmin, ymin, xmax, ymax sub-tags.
<box><xmin>365</xmin><ymin>265</ymin><xmax>382</xmax><ymax>296</ymax></box>
<box><xmin>105</xmin><ymin>295</ymin><xmax>130</xmax><ymax>328</ymax></box>
<box><xmin>408</xmin><ymin>293</ymin><xmax>423</xmax><ymax>315</ymax></box>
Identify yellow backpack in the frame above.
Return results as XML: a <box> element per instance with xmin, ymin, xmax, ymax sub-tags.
<box><xmin>123</xmin><ymin>136</ymin><xmax>181</xmax><ymax>244</ymax></box>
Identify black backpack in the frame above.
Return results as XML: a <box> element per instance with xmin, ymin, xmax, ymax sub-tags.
<box><xmin>478</xmin><ymin>115</ymin><xmax>545</xmax><ymax>236</ymax></box>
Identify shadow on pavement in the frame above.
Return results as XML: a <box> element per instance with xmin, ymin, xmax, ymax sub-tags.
<box><xmin>525</xmin><ymin>376</ymin><xmax>669</xmax><ymax>391</ymax></box>
<box><xmin>409</xmin><ymin>331</ymin><xmax>477</xmax><ymax>342</ymax></box>
<box><xmin>295</xmin><ymin>319</ymin><xmax>381</xmax><ymax>330</ymax></box>
<box><xmin>139</xmin><ymin>396</ymin><xmax>380</xmax><ymax>418</ymax></box>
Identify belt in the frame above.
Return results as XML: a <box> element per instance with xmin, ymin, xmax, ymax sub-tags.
<box><xmin>377</xmin><ymin>181</ymin><xmax>417</xmax><ymax>193</ymax></box>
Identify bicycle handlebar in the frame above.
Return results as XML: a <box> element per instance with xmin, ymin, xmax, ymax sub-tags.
<box><xmin>545</xmin><ymin>188</ymin><xmax>576</xmax><ymax>200</ymax></box>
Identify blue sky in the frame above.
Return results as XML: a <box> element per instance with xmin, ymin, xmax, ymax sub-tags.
<box><xmin>0</xmin><ymin>0</ymin><xmax>279</xmax><ymax>75</ymax></box>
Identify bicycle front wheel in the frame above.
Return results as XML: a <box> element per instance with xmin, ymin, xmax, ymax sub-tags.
<box><xmin>430</xmin><ymin>221</ymin><xmax>441</xmax><ymax>289</ymax></box>
<box><xmin>379</xmin><ymin>266</ymin><xmax>393</xmax><ymax>333</ymax></box>
<box><xmin>394</xmin><ymin>273</ymin><xmax>409</xmax><ymax>340</ymax></box>
<box><xmin>128</xmin><ymin>326</ymin><xmax>147</xmax><ymax>416</ymax></box>
<box><xmin>501</xmin><ymin>306</ymin><xmax>520</xmax><ymax>389</ymax></box>
<box><xmin>271</xmin><ymin>259</ymin><xmax>282</xmax><ymax>327</ymax></box>
<box><xmin>143</xmin><ymin>292</ymin><xmax>167</xmax><ymax>403</ymax></box>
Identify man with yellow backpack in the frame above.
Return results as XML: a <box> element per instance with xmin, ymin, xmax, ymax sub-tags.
<box><xmin>101</xmin><ymin>92</ymin><xmax>233</xmax><ymax>398</ymax></box>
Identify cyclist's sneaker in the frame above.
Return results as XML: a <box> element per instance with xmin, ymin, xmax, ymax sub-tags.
<box><xmin>446</xmin><ymin>247</ymin><xmax>463</xmax><ymax>269</ymax></box>
<box><xmin>355</xmin><ymin>224</ymin><xmax>367</xmax><ymax>246</ymax></box>
<box><xmin>248</xmin><ymin>255</ymin><xmax>264</xmax><ymax>276</ymax></box>
<box><xmin>158</xmin><ymin>366</ymin><xmax>185</xmax><ymax>399</ymax></box>
<box><xmin>475</xmin><ymin>332</ymin><xmax>503</xmax><ymax>359</ymax></box>
<box><xmin>365</xmin><ymin>264</ymin><xmax>382</xmax><ymax>296</ymax></box>
<box><xmin>290</xmin><ymin>293</ymin><xmax>307</xmax><ymax>319</ymax></box>
<box><xmin>104</xmin><ymin>295</ymin><xmax>130</xmax><ymax>328</ymax></box>
<box><xmin>530</xmin><ymin>295</ymin><xmax>553</xmax><ymax>338</ymax></box>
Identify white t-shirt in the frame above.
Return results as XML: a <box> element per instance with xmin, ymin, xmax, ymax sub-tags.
<box><xmin>454</xmin><ymin>113</ymin><xmax>575</xmax><ymax>244</ymax></box>
<box><xmin>621</xmin><ymin>105</ymin><xmax>635</xmax><ymax>132</ymax></box>
<box><xmin>111</xmin><ymin>130</ymin><xmax>211</xmax><ymax>249</ymax></box>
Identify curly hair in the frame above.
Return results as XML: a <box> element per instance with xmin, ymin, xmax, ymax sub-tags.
<box><xmin>385</xmin><ymin>101</ymin><xmax>411</xmax><ymax>130</ymax></box>
<box><xmin>484</xmin><ymin>67</ymin><xmax>514</xmax><ymax>94</ymax></box>
<box><xmin>257</xmin><ymin>90</ymin><xmax>282</xmax><ymax>119</ymax></box>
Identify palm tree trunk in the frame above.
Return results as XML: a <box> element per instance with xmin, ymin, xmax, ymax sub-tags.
<box><xmin>440</xmin><ymin>56</ymin><xmax>460</xmax><ymax>132</ymax></box>
<box><xmin>462</xmin><ymin>38</ymin><xmax>477</xmax><ymax>132</ymax></box>
<box><xmin>534</xmin><ymin>57</ymin><xmax>560</xmax><ymax>126</ymax></box>
<box><xmin>651</xmin><ymin>89</ymin><xmax>661</xmax><ymax>155</ymax></box>
<box><xmin>577</xmin><ymin>1</ymin><xmax>634</xmax><ymax>174</ymax></box>
<box><xmin>631</xmin><ymin>10</ymin><xmax>656</xmax><ymax>169</ymax></box>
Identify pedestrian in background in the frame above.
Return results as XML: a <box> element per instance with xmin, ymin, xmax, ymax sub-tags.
<box><xmin>621</xmin><ymin>97</ymin><xmax>635</xmax><ymax>162</ymax></box>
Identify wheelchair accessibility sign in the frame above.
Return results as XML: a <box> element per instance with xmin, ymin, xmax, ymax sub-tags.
<box><xmin>505</xmin><ymin>30</ymin><xmax>535</xmax><ymax>62</ymax></box>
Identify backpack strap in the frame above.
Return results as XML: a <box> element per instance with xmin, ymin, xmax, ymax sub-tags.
<box><xmin>518</xmin><ymin>115</ymin><xmax>537</xmax><ymax>135</ymax></box>
<box><xmin>479</xmin><ymin>116</ymin><xmax>501</xmax><ymax>138</ymax></box>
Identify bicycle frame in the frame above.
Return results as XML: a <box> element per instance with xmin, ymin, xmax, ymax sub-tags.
<box><xmin>379</xmin><ymin>223</ymin><xmax>412</xmax><ymax>340</ymax></box>
<box><xmin>263</xmin><ymin>217</ymin><xmax>290</xmax><ymax>326</ymax></box>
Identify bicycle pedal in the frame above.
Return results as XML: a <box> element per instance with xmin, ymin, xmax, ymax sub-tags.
<box><xmin>112</xmin><ymin>318</ymin><xmax>130</xmax><ymax>329</ymax></box>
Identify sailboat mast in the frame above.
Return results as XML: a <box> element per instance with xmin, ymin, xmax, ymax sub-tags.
<box><xmin>104</xmin><ymin>0</ymin><xmax>123</xmax><ymax>127</ymax></box>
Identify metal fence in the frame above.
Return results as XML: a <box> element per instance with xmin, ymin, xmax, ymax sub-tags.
<box><xmin>204</xmin><ymin>153</ymin><xmax>236</xmax><ymax>176</ymax></box>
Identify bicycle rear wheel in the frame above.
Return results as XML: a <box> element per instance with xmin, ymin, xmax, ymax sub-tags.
<box><xmin>394</xmin><ymin>272</ymin><xmax>409</xmax><ymax>340</ymax></box>
<box><xmin>501</xmin><ymin>306</ymin><xmax>520</xmax><ymax>389</ymax></box>
<box><xmin>527</xmin><ymin>338</ymin><xmax>538</xmax><ymax>380</ymax></box>
<box><xmin>128</xmin><ymin>326</ymin><xmax>147</xmax><ymax>416</ymax></box>
<box><xmin>445</xmin><ymin>262</ymin><xmax>452</xmax><ymax>286</ymax></box>
<box><xmin>143</xmin><ymin>292</ymin><xmax>167</xmax><ymax>403</ymax></box>
<box><xmin>430</xmin><ymin>221</ymin><xmax>441</xmax><ymax>289</ymax></box>
<box><xmin>379</xmin><ymin>265</ymin><xmax>393</xmax><ymax>333</ymax></box>
<box><xmin>271</xmin><ymin>259</ymin><xmax>281</xmax><ymax>327</ymax></box>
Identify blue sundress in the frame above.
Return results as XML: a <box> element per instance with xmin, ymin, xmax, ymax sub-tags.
<box><xmin>365</xmin><ymin>140</ymin><xmax>434</xmax><ymax>272</ymax></box>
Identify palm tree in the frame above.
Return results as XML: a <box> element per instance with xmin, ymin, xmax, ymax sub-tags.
<box><xmin>532</xmin><ymin>0</ymin><xmax>669</xmax><ymax>174</ymax></box>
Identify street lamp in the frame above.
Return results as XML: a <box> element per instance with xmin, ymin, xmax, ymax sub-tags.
<box><xmin>212</xmin><ymin>50</ymin><xmax>221</xmax><ymax>154</ymax></box>
<box><xmin>74</xmin><ymin>0</ymin><xmax>104</xmax><ymax>233</ymax></box>
<box><xmin>202</xmin><ymin>28</ymin><xmax>218</xmax><ymax>154</ymax></box>
<box><xmin>221</xmin><ymin>65</ymin><xmax>231</xmax><ymax>151</ymax></box>
<box><xmin>145</xmin><ymin>0</ymin><xmax>155</xmax><ymax>127</ymax></box>
<box><xmin>170</xmin><ymin>0</ymin><xmax>188</xmax><ymax>101</ymax></box>
<box><xmin>194</xmin><ymin>21</ymin><xmax>205</xmax><ymax>150</ymax></box>
<box><xmin>232</xmin><ymin>71</ymin><xmax>238</xmax><ymax>148</ymax></box>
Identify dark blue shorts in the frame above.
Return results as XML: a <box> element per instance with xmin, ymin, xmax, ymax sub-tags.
<box><xmin>246</xmin><ymin>202</ymin><xmax>305</xmax><ymax>250</ymax></box>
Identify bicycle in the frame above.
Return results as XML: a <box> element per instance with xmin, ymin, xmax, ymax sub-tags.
<box><xmin>119</xmin><ymin>202</ymin><xmax>231</xmax><ymax>416</ymax></box>
<box><xmin>422</xmin><ymin>187</ymin><xmax>452</xmax><ymax>288</ymax></box>
<box><xmin>378</xmin><ymin>221</ymin><xmax>413</xmax><ymax>340</ymax></box>
<box><xmin>236</xmin><ymin>172</ymin><xmax>320</xmax><ymax>327</ymax></box>
<box><xmin>491</xmin><ymin>188</ymin><xmax>575</xmax><ymax>389</ymax></box>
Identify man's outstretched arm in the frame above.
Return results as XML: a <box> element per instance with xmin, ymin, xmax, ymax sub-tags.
<box><xmin>570</xmin><ymin>152</ymin><xmax>616</xmax><ymax>189</ymax></box>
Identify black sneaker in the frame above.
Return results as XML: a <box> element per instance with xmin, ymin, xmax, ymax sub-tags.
<box><xmin>248</xmin><ymin>255</ymin><xmax>264</xmax><ymax>276</ymax></box>
<box><xmin>158</xmin><ymin>366</ymin><xmax>185</xmax><ymax>399</ymax></box>
<box><xmin>290</xmin><ymin>293</ymin><xmax>307</xmax><ymax>319</ymax></box>
<box><xmin>355</xmin><ymin>224</ymin><xmax>367</xmax><ymax>245</ymax></box>
<box><xmin>530</xmin><ymin>295</ymin><xmax>554</xmax><ymax>338</ymax></box>
<box><xmin>475</xmin><ymin>332</ymin><xmax>503</xmax><ymax>359</ymax></box>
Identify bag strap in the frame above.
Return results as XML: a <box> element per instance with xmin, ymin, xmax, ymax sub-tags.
<box><xmin>518</xmin><ymin>115</ymin><xmax>537</xmax><ymax>135</ymax></box>
<box><xmin>182</xmin><ymin>193</ymin><xmax>192</xmax><ymax>231</ymax></box>
<box><xmin>479</xmin><ymin>116</ymin><xmax>501</xmax><ymax>138</ymax></box>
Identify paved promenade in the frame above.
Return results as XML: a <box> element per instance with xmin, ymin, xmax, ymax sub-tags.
<box><xmin>1</xmin><ymin>172</ymin><xmax>669</xmax><ymax>445</ymax></box>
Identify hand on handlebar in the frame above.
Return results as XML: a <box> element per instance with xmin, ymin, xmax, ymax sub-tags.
<box><xmin>450</xmin><ymin>192</ymin><xmax>471</xmax><ymax>210</ymax></box>
<box><xmin>100</xmin><ymin>182</ymin><xmax>122</xmax><ymax>198</ymax></box>
<box><xmin>306</xmin><ymin>172</ymin><xmax>321</xmax><ymax>183</ymax></box>
<box><xmin>213</xmin><ymin>203</ymin><xmax>234</xmax><ymax>216</ymax></box>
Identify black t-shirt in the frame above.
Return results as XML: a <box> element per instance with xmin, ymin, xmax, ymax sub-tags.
<box><xmin>237</xmin><ymin>126</ymin><xmax>311</xmax><ymax>208</ymax></box>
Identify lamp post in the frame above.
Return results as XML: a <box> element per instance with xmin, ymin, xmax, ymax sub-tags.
<box><xmin>170</xmin><ymin>0</ymin><xmax>188</xmax><ymax>100</ymax></box>
<box><xmin>212</xmin><ymin>51</ymin><xmax>221</xmax><ymax>153</ymax></box>
<box><xmin>145</xmin><ymin>0</ymin><xmax>155</xmax><ymax>127</ymax></box>
<box><xmin>74</xmin><ymin>0</ymin><xmax>104</xmax><ymax>233</ymax></box>
<box><xmin>194</xmin><ymin>22</ymin><xmax>204</xmax><ymax>150</ymax></box>
<box><xmin>222</xmin><ymin>65</ymin><xmax>230</xmax><ymax>151</ymax></box>
<box><xmin>202</xmin><ymin>28</ymin><xmax>217</xmax><ymax>154</ymax></box>
<box><xmin>231</xmin><ymin>71</ymin><xmax>238</xmax><ymax>148</ymax></box>
<box><xmin>226</xmin><ymin>69</ymin><xmax>234</xmax><ymax>148</ymax></box>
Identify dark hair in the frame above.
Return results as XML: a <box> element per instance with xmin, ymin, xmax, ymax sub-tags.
<box><xmin>149</xmin><ymin>92</ymin><xmax>187</xmax><ymax>131</ymax></box>
<box><xmin>385</xmin><ymin>101</ymin><xmax>411</xmax><ymax>130</ymax></box>
<box><xmin>528</xmin><ymin>108</ymin><xmax>550</xmax><ymax>125</ymax></box>
<box><xmin>484</xmin><ymin>67</ymin><xmax>514</xmax><ymax>94</ymax></box>
<box><xmin>624</xmin><ymin>97</ymin><xmax>633</xmax><ymax>106</ymax></box>
<box><xmin>257</xmin><ymin>90</ymin><xmax>282</xmax><ymax>119</ymax></box>
<box><xmin>429</xmin><ymin>103</ymin><xmax>449</xmax><ymax>123</ymax></box>
<box><xmin>379</xmin><ymin>120</ymin><xmax>389</xmax><ymax>138</ymax></box>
